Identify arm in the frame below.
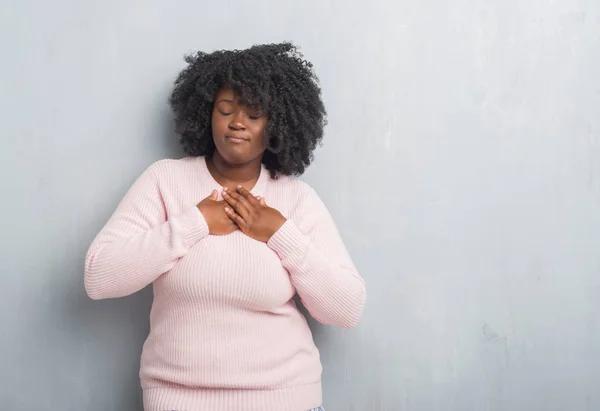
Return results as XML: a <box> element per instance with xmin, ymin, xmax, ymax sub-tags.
<box><xmin>84</xmin><ymin>162</ymin><xmax>209</xmax><ymax>300</ymax></box>
<box><xmin>267</xmin><ymin>187</ymin><xmax>366</xmax><ymax>328</ymax></box>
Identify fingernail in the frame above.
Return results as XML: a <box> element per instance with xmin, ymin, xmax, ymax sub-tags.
<box><xmin>237</xmin><ymin>185</ymin><xmax>242</xmax><ymax>189</ymax></box>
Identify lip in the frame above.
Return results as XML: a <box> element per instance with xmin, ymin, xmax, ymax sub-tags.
<box><xmin>225</xmin><ymin>135</ymin><xmax>250</xmax><ymax>143</ymax></box>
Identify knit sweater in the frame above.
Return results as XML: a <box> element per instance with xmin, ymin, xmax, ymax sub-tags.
<box><xmin>84</xmin><ymin>156</ymin><xmax>366</xmax><ymax>411</ymax></box>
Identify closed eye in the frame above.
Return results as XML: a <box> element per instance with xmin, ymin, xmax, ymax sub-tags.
<box><xmin>247</xmin><ymin>109</ymin><xmax>265</xmax><ymax>120</ymax></box>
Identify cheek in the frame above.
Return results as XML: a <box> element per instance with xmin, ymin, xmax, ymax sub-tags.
<box><xmin>252</xmin><ymin>124</ymin><xmax>267</xmax><ymax>148</ymax></box>
<box><xmin>254</xmin><ymin>120</ymin><xmax>268</xmax><ymax>138</ymax></box>
<box><xmin>211</xmin><ymin>113</ymin><xmax>227</xmax><ymax>135</ymax></box>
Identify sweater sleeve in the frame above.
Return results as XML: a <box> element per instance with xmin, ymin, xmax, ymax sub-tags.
<box><xmin>267</xmin><ymin>186</ymin><xmax>366</xmax><ymax>328</ymax></box>
<box><xmin>84</xmin><ymin>163</ymin><xmax>210</xmax><ymax>300</ymax></box>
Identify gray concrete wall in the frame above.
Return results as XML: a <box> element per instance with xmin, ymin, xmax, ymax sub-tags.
<box><xmin>1</xmin><ymin>0</ymin><xmax>599</xmax><ymax>410</ymax></box>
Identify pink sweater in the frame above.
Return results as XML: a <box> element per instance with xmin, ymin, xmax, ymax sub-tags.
<box><xmin>84</xmin><ymin>157</ymin><xmax>366</xmax><ymax>411</ymax></box>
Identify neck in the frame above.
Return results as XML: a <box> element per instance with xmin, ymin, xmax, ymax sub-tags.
<box><xmin>208</xmin><ymin>153</ymin><xmax>263</xmax><ymax>190</ymax></box>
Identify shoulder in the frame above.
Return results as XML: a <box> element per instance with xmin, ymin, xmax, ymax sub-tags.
<box><xmin>135</xmin><ymin>157</ymin><xmax>203</xmax><ymax>188</ymax></box>
<box><xmin>128</xmin><ymin>157</ymin><xmax>204</xmax><ymax>194</ymax></box>
<box><xmin>145</xmin><ymin>157</ymin><xmax>201</xmax><ymax>177</ymax></box>
<box><xmin>268</xmin><ymin>174</ymin><xmax>319</xmax><ymax>201</ymax></box>
<box><xmin>267</xmin><ymin>175</ymin><xmax>327</xmax><ymax>218</ymax></box>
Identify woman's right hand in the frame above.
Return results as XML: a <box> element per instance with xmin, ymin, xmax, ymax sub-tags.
<box><xmin>197</xmin><ymin>190</ymin><xmax>239</xmax><ymax>235</ymax></box>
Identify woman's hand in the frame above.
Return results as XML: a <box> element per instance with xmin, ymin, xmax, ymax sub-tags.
<box><xmin>222</xmin><ymin>186</ymin><xmax>287</xmax><ymax>242</ymax></box>
<box><xmin>197</xmin><ymin>190</ymin><xmax>239</xmax><ymax>235</ymax></box>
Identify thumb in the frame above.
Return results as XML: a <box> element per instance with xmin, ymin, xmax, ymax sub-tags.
<box><xmin>257</xmin><ymin>196</ymin><xmax>267</xmax><ymax>206</ymax></box>
<box><xmin>209</xmin><ymin>189</ymin><xmax>218</xmax><ymax>200</ymax></box>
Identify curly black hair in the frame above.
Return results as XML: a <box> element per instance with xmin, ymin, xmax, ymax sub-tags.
<box><xmin>169</xmin><ymin>42</ymin><xmax>327</xmax><ymax>178</ymax></box>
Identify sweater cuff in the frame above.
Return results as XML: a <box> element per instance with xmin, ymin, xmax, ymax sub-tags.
<box><xmin>174</xmin><ymin>206</ymin><xmax>210</xmax><ymax>248</ymax></box>
<box><xmin>267</xmin><ymin>220</ymin><xmax>310</xmax><ymax>267</ymax></box>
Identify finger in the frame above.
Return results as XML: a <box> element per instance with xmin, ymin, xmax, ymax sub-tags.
<box><xmin>224</xmin><ymin>206</ymin><xmax>246</xmax><ymax>227</ymax></box>
<box><xmin>237</xmin><ymin>185</ymin><xmax>261</xmax><ymax>207</ymax></box>
<box><xmin>256</xmin><ymin>196</ymin><xmax>267</xmax><ymax>206</ymax></box>
<box><xmin>222</xmin><ymin>190</ymin><xmax>250</xmax><ymax>218</ymax></box>
<box><xmin>227</xmin><ymin>189</ymin><xmax>254</xmax><ymax>213</ymax></box>
<box><xmin>208</xmin><ymin>189</ymin><xmax>218</xmax><ymax>201</ymax></box>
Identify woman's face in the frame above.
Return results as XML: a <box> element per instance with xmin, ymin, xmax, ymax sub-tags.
<box><xmin>211</xmin><ymin>87</ymin><xmax>268</xmax><ymax>165</ymax></box>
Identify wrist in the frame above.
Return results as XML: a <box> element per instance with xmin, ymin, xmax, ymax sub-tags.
<box><xmin>196</xmin><ymin>204</ymin><xmax>204</xmax><ymax>219</ymax></box>
<box><xmin>197</xmin><ymin>203</ymin><xmax>208</xmax><ymax>216</ymax></box>
<box><xmin>268</xmin><ymin>216</ymin><xmax>287</xmax><ymax>240</ymax></box>
<box><xmin>196</xmin><ymin>204</ymin><xmax>212</xmax><ymax>230</ymax></box>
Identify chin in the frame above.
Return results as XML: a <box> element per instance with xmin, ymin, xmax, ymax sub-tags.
<box><xmin>215</xmin><ymin>141</ymin><xmax>265</xmax><ymax>166</ymax></box>
<box><xmin>216</xmin><ymin>148</ymin><xmax>256</xmax><ymax>166</ymax></box>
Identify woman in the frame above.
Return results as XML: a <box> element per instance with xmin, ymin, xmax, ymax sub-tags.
<box><xmin>85</xmin><ymin>42</ymin><xmax>366</xmax><ymax>411</ymax></box>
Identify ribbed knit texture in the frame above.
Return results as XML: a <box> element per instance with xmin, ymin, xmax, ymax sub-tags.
<box><xmin>84</xmin><ymin>157</ymin><xmax>366</xmax><ymax>411</ymax></box>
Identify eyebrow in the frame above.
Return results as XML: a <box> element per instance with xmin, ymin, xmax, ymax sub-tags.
<box><xmin>215</xmin><ymin>99</ymin><xmax>234</xmax><ymax>104</ymax></box>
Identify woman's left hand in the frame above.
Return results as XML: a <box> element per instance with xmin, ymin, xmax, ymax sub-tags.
<box><xmin>222</xmin><ymin>186</ymin><xmax>287</xmax><ymax>242</ymax></box>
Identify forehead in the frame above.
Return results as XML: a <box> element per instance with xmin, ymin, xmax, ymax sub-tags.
<box><xmin>214</xmin><ymin>87</ymin><xmax>235</xmax><ymax>101</ymax></box>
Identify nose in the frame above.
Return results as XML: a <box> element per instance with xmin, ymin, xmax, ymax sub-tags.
<box><xmin>229</xmin><ymin>111</ymin><xmax>246</xmax><ymax>130</ymax></box>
